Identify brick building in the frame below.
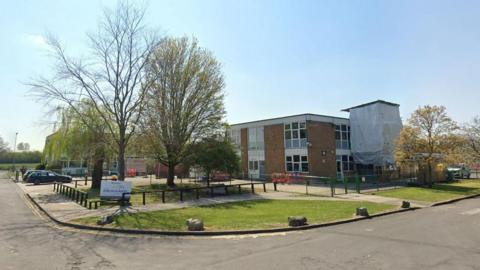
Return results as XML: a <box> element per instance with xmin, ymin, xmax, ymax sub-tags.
<box><xmin>229</xmin><ymin>100</ymin><xmax>402</xmax><ymax>179</ymax></box>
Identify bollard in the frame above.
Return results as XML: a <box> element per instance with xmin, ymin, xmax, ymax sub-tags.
<box><xmin>273</xmin><ymin>182</ymin><xmax>277</xmax><ymax>191</ymax></box>
<box><xmin>80</xmin><ymin>193</ymin><xmax>84</xmax><ymax>205</ymax></box>
<box><xmin>238</xmin><ymin>185</ymin><xmax>241</xmax><ymax>194</ymax></box>
<box><xmin>263</xmin><ymin>183</ymin><xmax>267</xmax><ymax>193</ymax></box>
<box><xmin>225</xmin><ymin>186</ymin><xmax>229</xmax><ymax>195</ymax></box>
<box><xmin>162</xmin><ymin>191</ymin><xmax>165</xmax><ymax>203</ymax></box>
<box><xmin>84</xmin><ymin>175</ymin><xmax>87</xmax><ymax>185</ymax></box>
<box><xmin>53</xmin><ymin>183</ymin><xmax>56</xmax><ymax>191</ymax></box>
<box><xmin>180</xmin><ymin>190</ymin><xmax>183</xmax><ymax>201</ymax></box>
<box><xmin>195</xmin><ymin>188</ymin><xmax>199</xmax><ymax>199</ymax></box>
<box><xmin>84</xmin><ymin>194</ymin><xmax>88</xmax><ymax>207</ymax></box>
<box><xmin>89</xmin><ymin>201</ymin><xmax>92</xmax><ymax>209</ymax></box>
<box><xmin>142</xmin><ymin>192</ymin><xmax>146</xmax><ymax>205</ymax></box>
<box><xmin>251</xmin><ymin>183</ymin><xmax>255</xmax><ymax>193</ymax></box>
<box><xmin>75</xmin><ymin>181</ymin><xmax>78</xmax><ymax>188</ymax></box>
<box><xmin>344</xmin><ymin>177</ymin><xmax>348</xmax><ymax>194</ymax></box>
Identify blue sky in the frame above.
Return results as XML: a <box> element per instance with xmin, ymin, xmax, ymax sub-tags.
<box><xmin>1</xmin><ymin>0</ymin><xmax>480</xmax><ymax>150</ymax></box>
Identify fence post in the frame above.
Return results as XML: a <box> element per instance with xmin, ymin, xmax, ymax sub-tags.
<box><xmin>274</xmin><ymin>182</ymin><xmax>277</xmax><ymax>191</ymax></box>
<box><xmin>305</xmin><ymin>180</ymin><xmax>309</xmax><ymax>195</ymax></box>
<box><xmin>180</xmin><ymin>190</ymin><xmax>183</xmax><ymax>201</ymax></box>
<box><xmin>84</xmin><ymin>174</ymin><xmax>87</xmax><ymax>186</ymax></box>
<box><xmin>75</xmin><ymin>181</ymin><xmax>78</xmax><ymax>189</ymax></box>
<box><xmin>263</xmin><ymin>183</ymin><xmax>266</xmax><ymax>193</ymax></box>
<box><xmin>330</xmin><ymin>177</ymin><xmax>335</xmax><ymax>197</ymax></box>
<box><xmin>251</xmin><ymin>183</ymin><xmax>255</xmax><ymax>193</ymax></box>
<box><xmin>355</xmin><ymin>175</ymin><xmax>360</xmax><ymax>193</ymax></box>
<box><xmin>344</xmin><ymin>177</ymin><xmax>348</xmax><ymax>194</ymax></box>
<box><xmin>162</xmin><ymin>191</ymin><xmax>165</xmax><ymax>203</ymax></box>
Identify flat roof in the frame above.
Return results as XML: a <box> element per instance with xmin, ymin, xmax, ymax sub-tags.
<box><xmin>230</xmin><ymin>113</ymin><xmax>349</xmax><ymax>127</ymax></box>
<box><xmin>342</xmin><ymin>100</ymin><xmax>400</xmax><ymax>112</ymax></box>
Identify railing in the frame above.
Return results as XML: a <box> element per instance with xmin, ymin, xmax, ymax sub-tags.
<box><xmin>53</xmin><ymin>182</ymin><xmax>89</xmax><ymax>207</ymax></box>
<box><xmin>53</xmin><ymin>182</ymin><xmax>269</xmax><ymax>209</ymax></box>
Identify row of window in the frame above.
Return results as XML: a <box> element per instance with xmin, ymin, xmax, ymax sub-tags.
<box><xmin>246</xmin><ymin>154</ymin><xmax>355</xmax><ymax>174</ymax></box>
<box><xmin>232</xmin><ymin>122</ymin><xmax>351</xmax><ymax>151</ymax></box>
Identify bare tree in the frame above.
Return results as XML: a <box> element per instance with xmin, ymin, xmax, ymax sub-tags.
<box><xmin>142</xmin><ymin>37</ymin><xmax>226</xmax><ymax>186</ymax></box>
<box><xmin>0</xmin><ymin>136</ymin><xmax>9</xmax><ymax>153</ymax></box>
<box><xmin>29</xmin><ymin>2</ymin><xmax>159</xmax><ymax>180</ymax></box>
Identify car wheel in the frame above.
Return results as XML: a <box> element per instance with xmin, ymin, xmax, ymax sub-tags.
<box><xmin>34</xmin><ymin>179</ymin><xmax>39</xmax><ymax>185</ymax></box>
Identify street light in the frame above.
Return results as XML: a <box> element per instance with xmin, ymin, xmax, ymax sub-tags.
<box><xmin>12</xmin><ymin>132</ymin><xmax>18</xmax><ymax>171</ymax></box>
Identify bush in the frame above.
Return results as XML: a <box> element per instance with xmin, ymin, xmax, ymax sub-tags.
<box><xmin>35</xmin><ymin>164</ymin><xmax>46</xmax><ymax>170</ymax></box>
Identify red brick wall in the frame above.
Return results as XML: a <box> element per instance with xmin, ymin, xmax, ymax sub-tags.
<box><xmin>264</xmin><ymin>124</ymin><xmax>286</xmax><ymax>175</ymax></box>
<box><xmin>307</xmin><ymin>121</ymin><xmax>336</xmax><ymax>177</ymax></box>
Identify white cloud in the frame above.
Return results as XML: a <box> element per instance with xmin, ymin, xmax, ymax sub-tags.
<box><xmin>21</xmin><ymin>34</ymin><xmax>49</xmax><ymax>49</ymax></box>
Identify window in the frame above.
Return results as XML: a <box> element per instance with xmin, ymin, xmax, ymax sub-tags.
<box><xmin>229</xmin><ymin>129</ymin><xmax>241</xmax><ymax>148</ymax></box>
<box><xmin>286</xmin><ymin>155</ymin><xmax>309</xmax><ymax>172</ymax></box>
<box><xmin>335</xmin><ymin>124</ymin><xmax>351</xmax><ymax>150</ymax></box>
<box><xmin>336</xmin><ymin>155</ymin><xmax>355</xmax><ymax>172</ymax></box>
<box><xmin>285</xmin><ymin>122</ymin><xmax>307</xmax><ymax>149</ymax></box>
<box><xmin>248</xmin><ymin>127</ymin><xmax>264</xmax><ymax>150</ymax></box>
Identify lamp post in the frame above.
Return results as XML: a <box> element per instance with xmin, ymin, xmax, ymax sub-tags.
<box><xmin>12</xmin><ymin>132</ymin><xmax>18</xmax><ymax>171</ymax></box>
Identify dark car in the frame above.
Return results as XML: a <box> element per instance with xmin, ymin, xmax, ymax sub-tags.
<box><xmin>26</xmin><ymin>171</ymin><xmax>72</xmax><ymax>185</ymax></box>
<box><xmin>23</xmin><ymin>170</ymin><xmax>44</xmax><ymax>181</ymax></box>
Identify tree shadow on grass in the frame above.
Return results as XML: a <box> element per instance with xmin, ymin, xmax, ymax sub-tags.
<box><xmin>431</xmin><ymin>184</ymin><xmax>479</xmax><ymax>194</ymax></box>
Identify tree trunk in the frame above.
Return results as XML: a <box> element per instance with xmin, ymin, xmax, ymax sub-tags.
<box><xmin>118</xmin><ymin>144</ymin><xmax>126</xmax><ymax>181</ymax></box>
<box><xmin>427</xmin><ymin>160</ymin><xmax>433</xmax><ymax>188</ymax></box>
<box><xmin>91</xmin><ymin>158</ymin><xmax>104</xmax><ymax>189</ymax></box>
<box><xmin>167</xmin><ymin>164</ymin><xmax>175</xmax><ymax>187</ymax></box>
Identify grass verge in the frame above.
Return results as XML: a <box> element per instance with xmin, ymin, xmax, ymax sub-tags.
<box><xmin>72</xmin><ymin>199</ymin><xmax>396</xmax><ymax>231</ymax></box>
<box><xmin>373</xmin><ymin>180</ymin><xmax>480</xmax><ymax>203</ymax></box>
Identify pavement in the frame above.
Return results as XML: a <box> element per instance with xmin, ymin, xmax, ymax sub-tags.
<box><xmin>2</xmin><ymin>172</ymin><xmax>480</xmax><ymax>269</ymax></box>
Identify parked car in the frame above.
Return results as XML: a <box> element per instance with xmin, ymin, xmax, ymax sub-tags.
<box><xmin>22</xmin><ymin>170</ymin><xmax>43</xmax><ymax>181</ymax></box>
<box><xmin>447</xmin><ymin>166</ymin><xmax>471</xmax><ymax>179</ymax></box>
<box><xmin>26</xmin><ymin>170</ymin><xmax>72</xmax><ymax>184</ymax></box>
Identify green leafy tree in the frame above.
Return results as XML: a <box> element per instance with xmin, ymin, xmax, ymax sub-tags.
<box><xmin>190</xmin><ymin>135</ymin><xmax>240</xmax><ymax>186</ymax></box>
<box><xmin>396</xmin><ymin>105</ymin><xmax>458</xmax><ymax>186</ymax></box>
<box><xmin>142</xmin><ymin>36</ymin><xmax>226</xmax><ymax>186</ymax></box>
<box><xmin>44</xmin><ymin>102</ymin><xmax>112</xmax><ymax>189</ymax></box>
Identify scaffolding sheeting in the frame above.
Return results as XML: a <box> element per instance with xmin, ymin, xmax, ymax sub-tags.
<box><xmin>348</xmin><ymin>102</ymin><xmax>402</xmax><ymax>166</ymax></box>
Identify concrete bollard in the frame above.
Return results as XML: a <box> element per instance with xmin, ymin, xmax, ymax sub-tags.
<box><xmin>288</xmin><ymin>216</ymin><xmax>308</xmax><ymax>227</ymax></box>
<box><xmin>186</xmin><ymin>218</ymin><xmax>204</xmax><ymax>231</ymax></box>
<box><xmin>356</xmin><ymin>207</ymin><xmax>369</xmax><ymax>217</ymax></box>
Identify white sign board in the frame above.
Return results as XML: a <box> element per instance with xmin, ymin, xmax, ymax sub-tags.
<box><xmin>100</xmin><ymin>180</ymin><xmax>132</xmax><ymax>200</ymax></box>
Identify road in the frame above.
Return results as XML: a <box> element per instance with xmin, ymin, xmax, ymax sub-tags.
<box><xmin>1</xmin><ymin>173</ymin><xmax>480</xmax><ymax>270</ymax></box>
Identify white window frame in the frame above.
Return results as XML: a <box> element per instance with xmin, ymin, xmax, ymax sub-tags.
<box><xmin>285</xmin><ymin>122</ymin><xmax>307</xmax><ymax>149</ymax></box>
<box><xmin>335</xmin><ymin>125</ymin><xmax>351</xmax><ymax>150</ymax></box>
<box><xmin>285</xmin><ymin>155</ymin><xmax>309</xmax><ymax>172</ymax></box>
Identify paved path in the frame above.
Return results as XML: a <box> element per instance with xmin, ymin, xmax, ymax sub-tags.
<box><xmin>2</xmin><ymin>172</ymin><xmax>480</xmax><ymax>269</ymax></box>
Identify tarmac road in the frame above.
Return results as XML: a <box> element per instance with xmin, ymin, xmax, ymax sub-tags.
<box><xmin>1</xmin><ymin>172</ymin><xmax>480</xmax><ymax>270</ymax></box>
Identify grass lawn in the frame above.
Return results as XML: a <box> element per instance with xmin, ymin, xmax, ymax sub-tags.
<box><xmin>0</xmin><ymin>163</ymin><xmax>40</xmax><ymax>170</ymax></box>
<box><xmin>373</xmin><ymin>180</ymin><xmax>480</xmax><ymax>203</ymax></box>
<box><xmin>72</xmin><ymin>199</ymin><xmax>396</xmax><ymax>231</ymax></box>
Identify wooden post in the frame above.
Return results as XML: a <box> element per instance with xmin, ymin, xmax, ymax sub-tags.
<box><xmin>162</xmin><ymin>191</ymin><xmax>165</xmax><ymax>203</ymax></box>
<box><xmin>142</xmin><ymin>192</ymin><xmax>146</xmax><ymax>205</ymax></box>
<box><xmin>238</xmin><ymin>185</ymin><xmax>241</xmax><ymax>194</ymax></box>
<box><xmin>180</xmin><ymin>190</ymin><xmax>183</xmax><ymax>201</ymax></box>
<box><xmin>251</xmin><ymin>183</ymin><xmax>255</xmax><ymax>193</ymax></box>
<box><xmin>274</xmin><ymin>182</ymin><xmax>277</xmax><ymax>191</ymax></box>
<box><xmin>195</xmin><ymin>188</ymin><xmax>199</xmax><ymax>199</ymax></box>
<box><xmin>75</xmin><ymin>180</ymin><xmax>78</xmax><ymax>189</ymax></box>
<box><xmin>263</xmin><ymin>183</ymin><xmax>266</xmax><ymax>192</ymax></box>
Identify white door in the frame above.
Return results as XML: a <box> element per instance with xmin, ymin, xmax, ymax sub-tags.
<box><xmin>248</xmin><ymin>159</ymin><xmax>262</xmax><ymax>179</ymax></box>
